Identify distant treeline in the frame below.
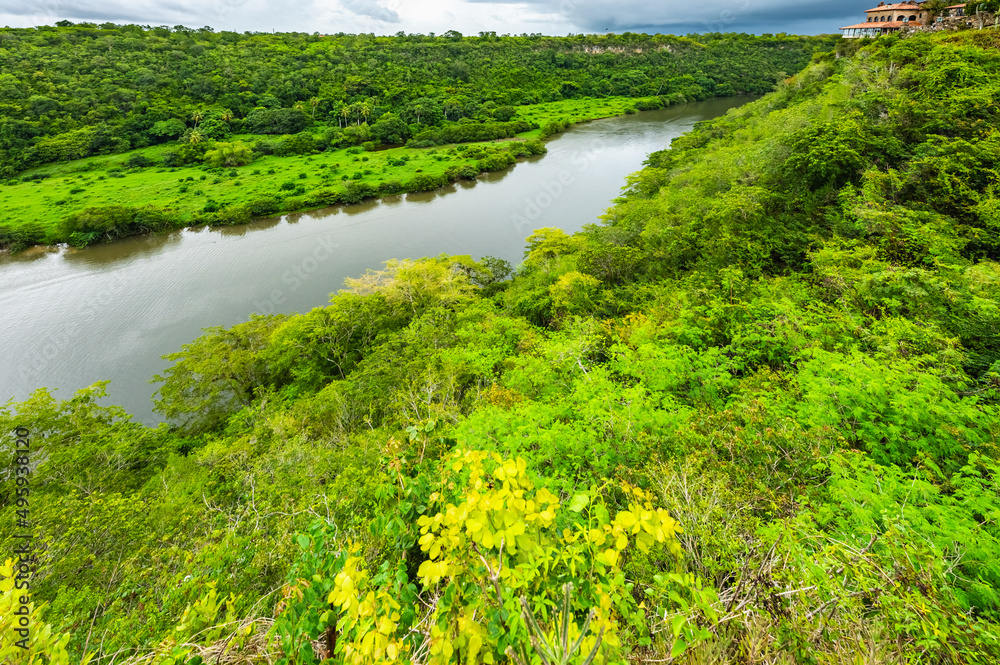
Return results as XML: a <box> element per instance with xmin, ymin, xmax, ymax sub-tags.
<box><xmin>0</xmin><ymin>23</ymin><xmax>838</xmax><ymax>175</ymax></box>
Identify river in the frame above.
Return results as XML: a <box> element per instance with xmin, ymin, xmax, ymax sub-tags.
<box><xmin>0</xmin><ymin>97</ymin><xmax>749</xmax><ymax>424</ymax></box>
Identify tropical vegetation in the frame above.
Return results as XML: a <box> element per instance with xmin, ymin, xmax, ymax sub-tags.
<box><xmin>0</xmin><ymin>24</ymin><xmax>836</xmax><ymax>250</ymax></box>
<box><xmin>3</xmin><ymin>26</ymin><xmax>1000</xmax><ymax>665</ymax></box>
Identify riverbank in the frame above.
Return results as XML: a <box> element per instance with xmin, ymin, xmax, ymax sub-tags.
<box><xmin>0</xmin><ymin>96</ymin><xmax>752</xmax><ymax>424</ymax></box>
<box><xmin>0</xmin><ymin>96</ymin><xmax>709</xmax><ymax>252</ymax></box>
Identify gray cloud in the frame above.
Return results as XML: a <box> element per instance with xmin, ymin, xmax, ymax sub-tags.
<box><xmin>468</xmin><ymin>0</ymin><xmax>874</xmax><ymax>34</ymax></box>
<box><xmin>0</xmin><ymin>0</ymin><xmax>328</xmax><ymax>32</ymax></box>
<box><xmin>0</xmin><ymin>0</ymin><xmax>876</xmax><ymax>34</ymax></box>
<box><xmin>340</xmin><ymin>0</ymin><xmax>399</xmax><ymax>22</ymax></box>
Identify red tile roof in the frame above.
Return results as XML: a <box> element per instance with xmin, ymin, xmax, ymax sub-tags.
<box><xmin>865</xmin><ymin>2</ymin><xmax>923</xmax><ymax>12</ymax></box>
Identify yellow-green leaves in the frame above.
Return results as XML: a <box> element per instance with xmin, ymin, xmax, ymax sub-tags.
<box><xmin>326</xmin><ymin>548</ymin><xmax>406</xmax><ymax>664</ymax></box>
<box><xmin>324</xmin><ymin>450</ymin><xmax>684</xmax><ymax>665</ymax></box>
<box><xmin>1</xmin><ymin>559</ymin><xmax>91</xmax><ymax>665</ymax></box>
<box><xmin>416</xmin><ymin>450</ymin><xmax>560</xmax><ymax>570</ymax></box>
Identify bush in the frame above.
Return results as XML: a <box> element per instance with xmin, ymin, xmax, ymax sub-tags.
<box><xmin>634</xmin><ymin>98</ymin><xmax>664</xmax><ymax>111</ymax></box>
<box><xmin>245</xmin><ymin>195</ymin><xmax>282</xmax><ymax>216</ymax></box>
<box><xmin>274</xmin><ymin>132</ymin><xmax>317</xmax><ymax>157</ymax></box>
<box><xmin>524</xmin><ymin>138</ymin><xmax>546</xmax><ymax>155</ymax></box>
<box><xmin>378</xmin><ymin>180</ymin><xmax>405</xmax><ymax>195</ymax></box>
<box><xmin>61</xmin><ymin>205</ymin><xmax>180</xmax><ymax>243</ymax></box>
<box><xmin>406</xmin><ymin>172</ymin><xmax>448</xmax><ymax>192</ymax></box>
<box><xmin>477</xmin><ymin>150</ymin><xmax>517</xmax><ymax>172</ymax></box>
<box><xmin>215</xmin><ymin>205</ymin><xmax>253</xmax><ymax>225</ymax></box>
<box><xmin>307</xmin><ymin>189</ymin><xmax>341</xmax><ymax>206</ymax></box>
<box><xmin>125</xmin><ymin>153</ymin><xmax>157</xmax><ymax>169</ymax></box>
<box><xmin>445</xmin><ymin>164</ymin><xmax>478</xmax><ymax>180</ymax></box>
<box><xmin>0</xmin><ymin>223</ymin><xmax>46</xmax><ymax>252</ymax></box>
<box><xmin>341</xmin><ymin>180</ymin><xmax>375</xmax><ymax>204</ymax></box>
<box><xmin>539</xmin><ymin>119</ymin><xmax>570</xmax><ymax>138</ymax></box>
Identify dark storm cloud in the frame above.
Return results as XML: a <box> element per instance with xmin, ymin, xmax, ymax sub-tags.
<box><xmin>469</xmin><ymin>0</ymin><xmax>876</xmax><ymax>34</ymax></box>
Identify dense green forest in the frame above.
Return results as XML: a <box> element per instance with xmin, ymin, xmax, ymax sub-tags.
<box><xmin>0</xmin><ymin>24</ymin><xmax>836</xmax><ymax>250</ymax></box>
<box><xmin>4</xmin><ymin>28</ymin><xmax>1000</xmax><ymax>665</ymax></box>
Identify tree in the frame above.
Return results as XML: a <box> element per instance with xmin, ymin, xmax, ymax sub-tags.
<box><xmin>370</xmin><ymin>112</ymin><xmax>410</xmax><ymax>144</ymax></box>
<box><xmin>202</xmin><ymin>140</ymin><xmax>254</xmax><ymax>167</ymax></box>
<box><xmin>494</xmin><ymin>105</ymin><xmax>516</xmax><ymax>121</ymax></box>
<box><xmin>149</xmin><ymin>118</ymin><xmax>186</xmax><ymax>140</ymax></box>
<box><xmin>343</xmin><ymin>255</ymin><xmax>478</xmax><ymax>314</ymax></box>
<box><xmin>152</xmin><ymin>314</ymin><xmax>287</xmax><ymax>432</ymax></box>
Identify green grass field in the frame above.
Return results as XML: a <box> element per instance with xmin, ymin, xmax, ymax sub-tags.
<box><xmin>2</xmin><ymin>97</ymin><xmax>646</xmax><ymax>244</ymax></box>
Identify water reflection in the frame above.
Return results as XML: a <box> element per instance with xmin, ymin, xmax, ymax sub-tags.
<box><xmin>61</xmin><ymin>230</ymin><xmax>184</xmax><ymax>268</ymax></box>
<box><xmin>1</xmin><ymin>96</ymin><xmax>753</xmax><ymax>423</ymax></box>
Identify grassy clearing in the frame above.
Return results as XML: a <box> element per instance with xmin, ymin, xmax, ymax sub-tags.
<box><xmin>2</xmin><ymin>96</ymin><xmax>648</xmax><ymax>246</ymax></box>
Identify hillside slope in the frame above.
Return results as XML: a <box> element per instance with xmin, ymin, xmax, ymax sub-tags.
<box><xmin>2</xmin><ymin>31</ymin><xmax>1000</xmax><ymax>664</ymax></box>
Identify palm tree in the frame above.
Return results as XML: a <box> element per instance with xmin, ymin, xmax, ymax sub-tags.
<box><xmin>220</xmin><ymin>109</ymin><xmax>233</xmax><ymax>123</ymax></box>
<box><xmin>191</xmin><ymin>109</ymin><xmax>204</xmax><ymax>126</ymax></box>
<box><xmin>411</xmin><ymin>101</ymin><xmax>425</xmax><ymax>125</ymax></box>
<box><xmin>188</xmin><ymin>130</ymin><xmax>204</xmax><ymax>144</ymax></box>
<box><xmin>293</xmin><ymin>100</ymin><xmax>306</xmax><ymax>114</ymax></box>
<box><xmin>309</xmin><ymin>97</ymin><xmax>320</xmax><ymax>118</ymax></box>
<box><xmin>360</xmin><ymin>101</ymin><xmax>371</xmax><ymax>124</ymax></box>
<box><xmin>339</xmin><ymin>104</ymin><xmax>349</xmax><ymax>128</ymax></box>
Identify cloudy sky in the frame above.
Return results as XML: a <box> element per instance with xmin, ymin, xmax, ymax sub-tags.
<box><xmin>2</xmin><ymin>0</ymin><xmax>878</xmax><ymax>36</ymax></box>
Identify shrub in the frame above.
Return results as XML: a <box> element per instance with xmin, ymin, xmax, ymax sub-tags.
<box><xmin>406</xmin><ymin>172</ymin><xmax>448</xmax><ymax>192</ymax></box>
<box><xmin>245</xmin><ymin>195</ymin><xmax>281</xmax><ymax>216</ymax></box>
<box><xmin>341</xmin><ymin>180</ymin><xmax>375</xmax><ymax>204</ymax></box>
<box><xmin>125</xmin><ymin>153</ymin><xmax>156</xmax><ymax>169</ymax></box>
<box><xmin>378</xmin><ymin>180</ymin><xmax>405</xmax><ymax>195</ymax></box>
<box><xmin>0</xmin><ymin>223</ymin><xmax>46</xmax><ymax>252</ymax></box>
<box><xmin>61</xmin><ymin>205</ymin><xmax>179</xmax><ymax>243</ymax></box>
<box><xmin>275</xmin><ymin>132</ymin><xmax>317</xmax><ymax>157</ymax></box>
<box><xmin>477</xmin><ymin>150</ymin><xmax>517</xmax><ymax>172</ymax></box>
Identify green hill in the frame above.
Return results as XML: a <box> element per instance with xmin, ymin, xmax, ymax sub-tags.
<box><xmin>2</xmin><ymin>30</ymin><xmax>1000</xmax><ymax>664</ymax></box>
<box><xmin>0</xmin><ymin>24</ymin><xmax>835</xmax><ymax>250</ymax></box>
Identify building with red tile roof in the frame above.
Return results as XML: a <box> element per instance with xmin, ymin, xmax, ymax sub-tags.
<box><xmin>840</xmin><ymin>1</ymin><xmax>931</xmax><ymax>37</ymax></box>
